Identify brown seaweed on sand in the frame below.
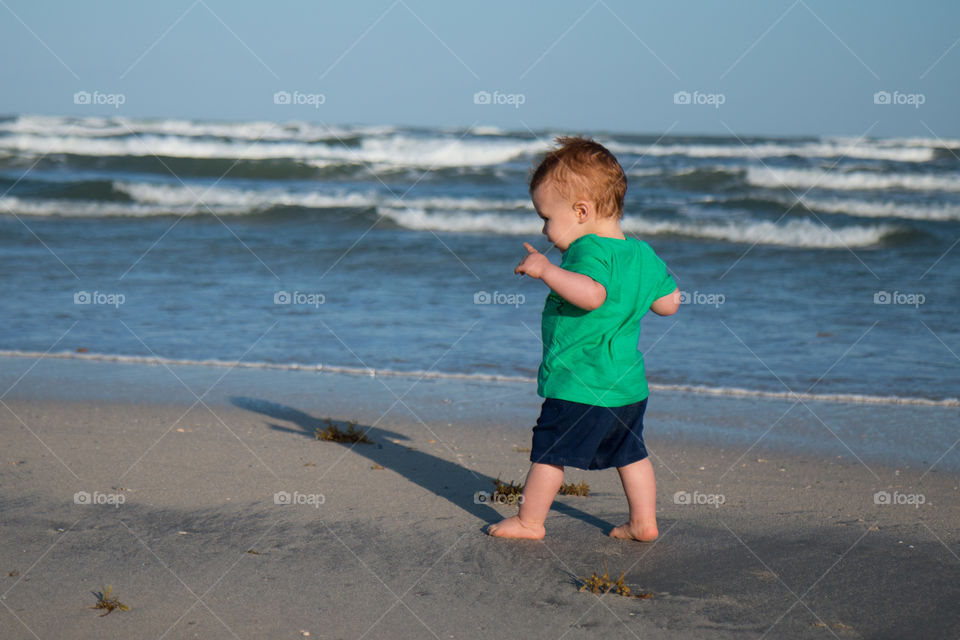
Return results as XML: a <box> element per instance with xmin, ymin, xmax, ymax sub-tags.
<box><xmin>578</xmin><ymin>559</ymin><xmax>654</xmax><ymax>599</ymax></box>
<box><xmin>314</xmin><ymin>419</ymin><xmax>372</xmax><ymax>444</ymax></box>
<box><xmin>492</xmin><ymin>477</ymin><xmax>524</xmax><ymax>505</ymax></box>
<box><xmin>558</xmin><ymin>480</ymin><xmax>590</xmax><ymax>496</ymax></box>
<box><xmin>90</xmin><ymin>585</ymin><xmax>130</xmax><ymax>616</ymax></box>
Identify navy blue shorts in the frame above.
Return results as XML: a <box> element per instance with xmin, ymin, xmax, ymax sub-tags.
<box><xmin>529</xmin><ymin>397</ymin><xmax>649</xmax><ymax>470</ymax></box>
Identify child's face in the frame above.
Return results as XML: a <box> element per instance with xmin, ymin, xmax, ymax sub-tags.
<box><xmin>531</xmin><ymin>182</ymin><xmax>586</xmax><ymax>251</ymax></box>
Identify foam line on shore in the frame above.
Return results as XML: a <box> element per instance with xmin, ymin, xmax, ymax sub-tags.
<box><xmin>2</xmin><ymin>349</ymin><xmax>957</xmax><ymax>408</ymax></box>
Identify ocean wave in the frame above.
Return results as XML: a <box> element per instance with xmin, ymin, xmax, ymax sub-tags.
<box><xmin>697</xmin><ymin>193</ymin><xmax>960</xmax><ymax>222</ymax></box>
<box><xmin>0</xmin><ymin>130</ymin><xmax>545</xmax><ymax>168</ymax></box>
<box><xmin>332</xmin><ymin>134</ymin><xmax>545</xmax><ymax>167</ymax></box>
<box><xmin>4</xmin><ymin>116</ymin><xmax>942</xmax><ymax>163</ymax></box>
<box><xmin>378</xmin><ymin>207</ymin><xmax>898</xmax><ymax>248</ymax></box>
<box><xmin>0</xmin><ymin>114</ymin><xmax>396</xmax><ymax>142</ymax></box>
<box><xmin>379</xmin><ymin>207</ymin><xmax>541</xmax><ymax>234</ymax></box>
<box><xmin>650</xmin><ymin>383</ymin><xmax>958</xmax><ymax>407</ymax></box>
<box><xmin>118</xmin><ymin>181</ymin><xmax>531</xmax><ymax>211</ymax></box>
<box><xmin>1</xmin><ymin>349</ymin><xmax>955</xmax><ymax>407</ymax></box>
<box><xmin>834</xmin><ymin>135</ymin><xmax>960</xmax><ymax>150</ymax></box>
<box><xmin>797</xmin><ymin>196</ymin><xmax>960</xmax><ymax>221</ymax></box>
<box><xmin>622</xmin><ymin>217</ymin><xmax>896</xmax><ymax>248</ymax></box>
<box><xmin>608</xmin><ymin>140</ymin><xmax>936</xmax><ymax>163</ymax></box>
<box><xmin>0</xmin><ymin>132</ymin><xmax>335</xmax><ymax>161</ymax></box>
<box><xmin>0</xmin><ymin>179</ymin><xmax>914</xmax><ymax>246</ymax></box>
<box><xmin>4</xmin><ymin>116</ymin><xmax>956</xmax><ymax>171</ymax></box>
<box><xmin>747</xmin><ymin>167</ymin><xmax>960</xmax><ymax>192</ymax></box>
<box><xmin>0</xmin><ymin>195</ymin><xmax>245</xmax><ymax>218</ymax></box>
<box><xmin>633</xmin><ymin>166</ymin><xmax>744</xmax><ymax>191</ymax></box>
<box><xmin>0</xmin><ymin>181</ymin><xmax>532</xmax><ymax>218</ymax></box>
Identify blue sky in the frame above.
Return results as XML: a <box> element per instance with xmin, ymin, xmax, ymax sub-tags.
<box><xmin>2</xmin><ymin>0</ymin><xmax>958</xmax><ymax>138</ymax></box>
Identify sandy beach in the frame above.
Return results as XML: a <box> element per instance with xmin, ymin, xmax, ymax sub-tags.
<box><xmin>3</xmin><ymin>2</ymin><xmax>959</xmax><ymax>639</ymax></box>
<box><xmin>1</xmin><ymin>358</ymin><xmax>958</xmax><ymax>639</ymax></box>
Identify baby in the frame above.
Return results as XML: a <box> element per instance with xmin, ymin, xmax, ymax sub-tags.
<box><xmin>487</xmin><ymin>136</ymin><xmax>680</xmax><ymax>541</ymax></box>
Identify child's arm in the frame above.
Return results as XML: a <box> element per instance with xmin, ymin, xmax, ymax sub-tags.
<box><xmin>650</xmin><ymin>288</ymin><xmax>681</xmax><ymax>316</ymax></box>
<box><xmin>515</xmin><ymin>242</ymin><xmax>606</xmax><ymax>310</ymax></box>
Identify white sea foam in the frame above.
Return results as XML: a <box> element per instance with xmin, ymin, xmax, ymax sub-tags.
<box><xmin>0</xmin><ymin>183</ymin><xmax>532</xmax><ymax>218</ymax></box>
<box><xmin>797</xmin><ymin>196</ymin><xmax>960</xmax><ymax>221</ymax></box>
<box><xmin>747</xmin><ymin>167</ymin><xmax>960</xmax><ymax>192</ymax></box>
<box><xmin>0</xmin><ymin>129</ymin><xmax>545</xmax><ymax>168</ymax></box>
<box><xmin>0</xmin><ymin>196</ymin><xmax>227</xmax><ymax>218</ymax></box>
<box><xmin>0</xmin><ymin>133</ymin><xmax>328</xmax><ymax>161</ymax></box>
<box><xmin>116</xmin><ymin>182</ymin><xmax>531</xmax><ymax>212</ymax></box>
<box><xmin>831</xmin><ymin>135</ymin><xmax>960</xmax><ymax>150</ymax></box>
<box><xmin>0</xmin><ymin>178</ymin><xmax>902</xmax><ymax>247</ymax></box>
<box><xmin>349</xmin><ymin>135</ymin><xmax>545</xmax><ymax>167</ymax></box>
<box><xmin>607</xmin><ymin>141</ymin><xmax>936</xmax><ymax>163</ymax></box>
<box><xmin>624</xmin><ymin>217</ymin><xmax>896</xmax><ymax>248</ymax></box>
<box><xmin>649</xmin><ymin>382</ymin><xmax>959</xmax><ymax>407</ymax></box>
<box><xmin>2</xmin><ymin>349</ymin><xmax>955</xmax><ymax>407</ymax></box>
<box><xmin>468</xmin><ymin>125</ymin><xmax>510</xmax><ymax>136</ymax></box>
<box><xmin>0</xmin><ymin>114</ymin><xmax>394</xmax><ymax>142</ymax></box>
<box><xmin>379</xmin><ymin>207</ymin><xmax>897</xmax><ymax>248</ymax></box>
<box><xmin>625</xmin><ymin>168</ymin><xmax>664</xmax><ymax>178</ymax></box>
<box><xmin>3</xmin><ymin>115</ymin><xmax>953</xmax><ymax>167</ymax></box>
<box><xmin>379</xmin><ymin>207</ymin><xmax>541</xmax><ymax>234</ymax></box>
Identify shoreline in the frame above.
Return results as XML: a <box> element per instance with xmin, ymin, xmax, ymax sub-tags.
<box><xmin>1</xmin><ymin>355</ymin><xmax>957</xmax><ymax>474</ymax></box>
<box><xmin>1</xmin><ymin>357</ymin><xmax>958</xmax><ymax>638</ymax></box>
<box><xmin>3</xmin><ymin>349</ymin><xmax>957</xmax><ymax>408</ymax></box>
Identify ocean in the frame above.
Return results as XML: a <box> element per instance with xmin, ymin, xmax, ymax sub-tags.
<box><xmin>1</xmin><ymin>114</ymin><xmax>958</xmax><ymax>409</ymax></box>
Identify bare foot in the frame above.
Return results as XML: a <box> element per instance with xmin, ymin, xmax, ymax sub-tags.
<box><xmin>486</xmin><ymin>515</ymin><xmax>546</xmax><ymax>539</ymax></box>
<box><xmin>609</xmin><ymin>523</ymin><xmax>658</xmax><ymax>542</ymax></box>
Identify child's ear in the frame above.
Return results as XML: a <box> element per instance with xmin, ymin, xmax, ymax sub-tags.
<box><xmin>573</xmin><ymin>200</ymin><xmax>590</xmax><ymax>222</ymax></box>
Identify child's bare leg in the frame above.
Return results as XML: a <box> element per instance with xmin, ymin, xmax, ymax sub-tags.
<box><xmin>609</xmin><ymin>457</ymin><xmax>658</xmax><ymax>541</ymax></box>
<box><xmin>487</xmin><ymin>462</ymin><xmax>564</xmax><ymax>539</ymax></box>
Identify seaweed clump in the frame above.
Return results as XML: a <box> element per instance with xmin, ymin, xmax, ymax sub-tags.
<box><xmin>315</xmin><ymin>419</ymin><xmax>372</xmax><ymax>444</ymax></box>
<box><xmin>558</xmin><ymin>480</ymin><xmax>590</xmax><ymax>496</ymax></box>
<box><xmin>492</xmin><ymin>477</ymin><xmax>524</xmax><ymax>505</ymax></box>
<box><xmin>90</xmin><ymin>585</ymin><xmax>130</xmax><ymax>616</ymax></box>
<box><xmin>578</xmin><ymin>560</ymin><xmax>653</xmax><ymax>599</ymax></box>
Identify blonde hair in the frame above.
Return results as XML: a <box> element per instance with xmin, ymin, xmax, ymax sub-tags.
<box><xmin>529</xmin><ymin>136</ymin><xmax>627</xmax><ymax>219</ymax></box>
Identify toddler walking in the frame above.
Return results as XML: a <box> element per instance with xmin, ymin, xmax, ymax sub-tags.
<box><xmin>487</xmin><ymin>137</ymin><xmax>679</xmax><ymax>541</ymax></box>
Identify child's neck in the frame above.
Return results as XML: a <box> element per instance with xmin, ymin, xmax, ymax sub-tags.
<box><xmin>583</xmin><ymin>217</ymin><xmax>625</xmax><ymax>240</ymax></box>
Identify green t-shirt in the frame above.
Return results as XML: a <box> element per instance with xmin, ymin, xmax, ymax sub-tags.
<box><xmin>537</xmin><ymin>234</ymin><xmax>676</xmax><ymax>407</ymax></box>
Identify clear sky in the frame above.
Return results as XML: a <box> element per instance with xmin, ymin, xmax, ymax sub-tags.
<box><xmin>2</xmin><ymin>0</ymin><xmax>958</xmax><ymax>138</ymax></box>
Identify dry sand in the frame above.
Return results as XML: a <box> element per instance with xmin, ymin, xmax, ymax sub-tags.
<box><xmin>0</xmin><ymin>359</ymin><xmax>958</xmax><ymax>639</ymax></box>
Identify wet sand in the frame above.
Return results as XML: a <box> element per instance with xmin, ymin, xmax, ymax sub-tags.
<box><xmin>0</xmin><ymin>359</ymin><xmax>958</xmax><ymax>639</ymax></box>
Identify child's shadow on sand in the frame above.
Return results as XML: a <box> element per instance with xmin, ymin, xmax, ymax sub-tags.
<box><xmin>230</xmin><ymin>396</ymin><xmax>611</xmax><ymax>531</ymax></box>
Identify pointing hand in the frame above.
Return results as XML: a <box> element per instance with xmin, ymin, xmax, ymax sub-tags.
<box><xmin>514</xmin><ymin>242</ymin><xmax>550</xmax><ymax>279</ymax></box>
